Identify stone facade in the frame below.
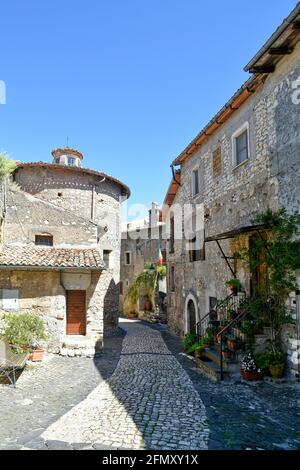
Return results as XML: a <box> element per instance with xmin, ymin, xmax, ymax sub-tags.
<box><xmin>120</xmin><ymin>203</ymin><xmax>167</xmax><ymax>322</ymax></box>
<box><xmin>0</xmin><ymin>148</ymin><xmax>130</xmax><ymax>355</ymax></box>
<box><xmin>165</xmin><ymin>33</ymin><xmax>300</xmax><ymax>376</ymax></box>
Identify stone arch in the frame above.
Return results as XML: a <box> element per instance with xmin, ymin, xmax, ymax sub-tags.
<box><xmin>184</xmin><ymin>292</ymin><xmax>199</xmax><ymax>334</ymax></box>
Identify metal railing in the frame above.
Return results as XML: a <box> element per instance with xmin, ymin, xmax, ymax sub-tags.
<box><xmin>216</xmin><ymin>308</ymin><xmax>249</xmax><ymax>380</ymax></box>
<box><xmin>196</xmin><ymin>293</ymin><xmax>242</xmax><ymax>343</ymax></box>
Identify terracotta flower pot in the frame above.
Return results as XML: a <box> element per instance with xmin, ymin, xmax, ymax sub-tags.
<box><xmin>227</xmin><ymin>339</ymin><xmax>237</xmax><ymax>350</ymax></box>
<box><xmin>241</xmin><ymin>370</ymin><xmax>263</xmax><ymax>381</ymax></box>
<box><xmin>30</xmin><ymin>349</ymin><xmax>45</xmax><ymax>362</ymax></box>
<box><xmin>269</xmin><ymin>364</ymin><xmax>284</xmax><ymax>379</ymax></box>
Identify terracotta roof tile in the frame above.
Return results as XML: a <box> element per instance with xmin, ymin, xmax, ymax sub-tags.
<box><xmin>0</xmin><ymin>246</ymin><xmax>105</xmax><ymax>270</ymax></box>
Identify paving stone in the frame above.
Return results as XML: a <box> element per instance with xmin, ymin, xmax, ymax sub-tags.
<box><xmin>40</xmin><ymin>321</ymin><xmax>209</xmax><ymax>450</ymax></box>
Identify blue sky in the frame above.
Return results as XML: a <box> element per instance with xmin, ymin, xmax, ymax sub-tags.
<box><xmin>0</xmin><ymin>0</ymin><xmax>297</xmax><ymax>218</ymax></box>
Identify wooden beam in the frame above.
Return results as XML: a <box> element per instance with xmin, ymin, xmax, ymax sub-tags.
<box><xmin>269</xmin><ymin>46</ymin><xmax>294</xmax><ymax>55</ymax></box>
<box><xmin>249</xmin><ymin>64</ymin><xmax>275</xmax><ymax>73</ymax></box>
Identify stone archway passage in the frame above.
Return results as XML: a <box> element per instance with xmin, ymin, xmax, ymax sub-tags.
<box><xmin>187</xmin><ymin>299</ymin><xmax>197</xmax><ymax>334</ymax></box>
<box><xmin>41</xmin><ymin>320</ymin><xmax>209</xmax><ymax>450</ymax></box>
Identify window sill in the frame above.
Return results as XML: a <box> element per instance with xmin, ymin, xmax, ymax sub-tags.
<box><xmin>232</xmin><ymin>158</ymin><xmax>249</xmax><ymax>171</ymax></box>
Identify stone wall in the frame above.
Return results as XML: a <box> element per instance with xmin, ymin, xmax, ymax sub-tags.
<box><xmin>166</xmin><ymin>42</ymin><xmax>300</xmax><ymax>376</ymax></box>
<box><xmin>120</xmin><ymin>224</ymin><xmax>167</xmax><ymax>321</ymax></box>
<box><xmin>0</xmin><ymin>268</ymin><xmax>107</xmax><ymax>352</ymax></box>
<box><xmin>12</xmin><ymin>164</ymin><xmax>125</xmax><ymax>333</ymax></box>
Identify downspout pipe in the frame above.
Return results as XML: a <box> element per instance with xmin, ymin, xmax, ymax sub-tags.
<box><xmin>170</xmin><ymin>164</ymin><xmax>181</xmax><ymax>186</ymax></box>
<box><xmin>296</xmin><ymin>290</ymin><xmax>300</xmax><ymax>381</ymax></box>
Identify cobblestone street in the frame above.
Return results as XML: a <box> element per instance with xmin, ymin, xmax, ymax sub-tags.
<box><xmin>1</xmin><ymin>319</ymin><xmax>300</xmax><ymax>450</ymax></box>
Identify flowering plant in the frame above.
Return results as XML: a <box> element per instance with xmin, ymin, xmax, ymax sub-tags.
<box><xmin>241</xmin><ymin>352</ymin><xmax>261</xmax><ymax>373</ymax></box>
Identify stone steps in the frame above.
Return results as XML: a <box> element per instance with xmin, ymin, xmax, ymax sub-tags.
<box><xmin>60</xmin><ymin>336</ymin><xmax>96</xmax><ymax>358</ymax></box>
<box><xmin>195</xmin><ymin>356</ymin><xmax>229</xmax><ymax>382</ymax></box>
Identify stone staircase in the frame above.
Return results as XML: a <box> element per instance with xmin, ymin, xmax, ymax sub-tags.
<box><xmin>195</xmin><ymin>326</ymin><xmax>271</xmax><ymax>382</ymax></box>
<box><xmin>196</xmin><ymin>341</ymin><xmax>244</xmax><ymax>382</ymax></box>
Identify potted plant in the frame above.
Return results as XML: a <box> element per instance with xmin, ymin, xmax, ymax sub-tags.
<box><xmin>183</xmin><ymin>333</ymin><xmax>198</xmax><ymax>354</ymax></box>
<box><xmin>227</xmin><ymin>335</ymin><xmax>237</xmax><ymax>351</ymax></box>
<box><xmin>1</xmin><ymin>312</ymin><xmax>47</xmax><ymax>360</ymax></box>
<box><xmin>202</xmin><ymin>335</ymin><xmax>214</xmax><ymax>348</ymax></box>
<box><xmin>265</xmin><ymin>350</ymin><xmax>286</xmax><ymax>378</ymax></box>
<box><xmin>241</xmin><ymin>352</ymin><xmax>263</xmax><ymax>381</ymax></box>
<box><xmin>29</xmin><ymin>340</ymin><xmax>46</xmax><ymax>362</ymax></box>
<box><xmin>225</xmin><ymin>278</ymin><xmax>241</xmax><ymax>295</ymax></box>
<box><xmin>194</xmin><ymin>344</ymin><xmax>204</xmax><ymax>359</ymax></box>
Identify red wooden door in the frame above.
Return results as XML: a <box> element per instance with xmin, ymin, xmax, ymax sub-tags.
<box><xmin>66</xmin><ymin>290</ymin><xmax>86</xmax><ymax>335</ymax></box>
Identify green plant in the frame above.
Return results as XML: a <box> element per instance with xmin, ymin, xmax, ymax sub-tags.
<box><xmin>225</xmin><ymin>278</ymin><xmax>241</xmax><ymax>291</ymax></box>
<box><xmin>202</xmin><ymin>335</ymin><xmax>214</xmax><ymax>347</ymax></box>
<box><xmin>0</xmin><ymin>153</ymin><xmax>16</xmax><ymax>179</ymax></box>
<box><xmin>234</xmin><ymin>209</ymin><xmax>299</xmax><ymax>355</ymax></box>
<box><xmin>125</xmin><ymin>262</ymin><xmax>166</xmax><ymax>312</ymax></box>
<box><xmin>183</xmin><ymin>333</ymin><xmax>197</xmax><ymax>352</ymax></box>
<box><xmin>1</xmin><ymin>312</ymin><xmax>47</xmax><ymax>354</ymax></box>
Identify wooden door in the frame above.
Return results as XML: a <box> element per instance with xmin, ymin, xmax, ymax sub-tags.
<box><xmin>66</xmin><ymin>290</ymin><xmax>86</xmax><ymax>335</ymax></box>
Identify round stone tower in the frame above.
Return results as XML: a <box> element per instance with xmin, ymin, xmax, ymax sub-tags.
<box><xmin>12</xmin><ymin>148</ymin><xmax>130</xmax><ymax>338</ymax></box>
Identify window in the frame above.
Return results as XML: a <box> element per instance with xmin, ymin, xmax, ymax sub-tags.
<box><xmin>169</xmin><ymin>214</ymin><xmax>175</xmax><ymax>254</ymax></box>
<box><xmin>212</xmin><ymin>147</ymin><xmax>222</xmax><ymax>177</ymax></box>
<box><xmin>35</xmin><ymin>235</ymin><xmax>53</xmax><ymax>246</ymax></box>
<box><xmin>2</xmin><ymin>289</ymin><xmax>19</xmax><ymax>310</ymax></box>
<box><xmin>68</xmin><ymin>157</ymin><xmax>76</xmax><ymax>166</ymax></box>
<box><xmin>55</xmin><ymin>157</ymin><xmax>60</xmax><ymax>164</ymax></box>
<box><xmin>188</xmin><ymin>208</ymin><xmax>205</xmax><ymax>262</ymax></box>
<box><xmin>103</xmin><ymin>250</ymin><xmax>111</xmax><ymax>268</ymax></box>
<box><xmin>124</xmin><ymin>251</ymin><xmax>132</xmax><ymax>265</ymax></box>
<box><xmin>189</xmin><ymin>235</ymin><xmax>205</xmax><ymax>262</ymax></box>
<box><xmin>192</xmin><ymin>168</ymin><xmax>200</xmax><ymax>196</ymax></box>
<box><xmin>170</xmin><ymin>266</ymin><xmax>175</xmax><ymax>292</ymax></box>
<box><xmin>232</xmin><ymin>123</ymin><xmax>249</xmax><ymax>167</ymax></box>
<box><xmin>125</xmin><ymin>279</ymin><xmax>130</xmax><ymax>288</ymax></box>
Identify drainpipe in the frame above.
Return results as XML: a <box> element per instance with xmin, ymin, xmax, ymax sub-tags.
<box><xmin>296</xmin><ymin>290</ymin><xmax>300</xmax><ymax>381</ymax></box>
<box><xmin>91</xmin><ymin>185</ymin><xmax>95</xmax><ymax>221</ymax></box>
<box><xmin>170</xmin><ymin>164</ymin><xmax>181</xmax><ymax>186</ymax></box>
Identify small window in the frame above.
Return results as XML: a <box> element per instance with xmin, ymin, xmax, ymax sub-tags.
<box><xmin>55</xmin><ymin>157</ymin><xmax>60</xmax><ymax>164</ymax></box>
<box><xmin>209</xmin><ymin>297</ymin><xmax>217</xmax><ymax>310</ymax></box>
<box><xmin>2</xmin><ymin>289</ymin><xmax>19</xmax><ymax>310</ymax></box>
<box><xmin>169</xmin><ymin>214</ymin><xmax>175</xmax><ymax>254</ymax></box>
<box><xmin>170</xmin><ymin>266</ymin><xmax>175</xmax><ymax>292</ymax></box>
<box><xmin>35</xmin><ymin>235</ymin><xmax>53</xmax><ymax>246</ymax></box>
<box><xmin>189</xmin><ymin>235</ymin><xmax>205</xmax><ymax>262</ymax></box>
<box><xmin>125</xmin><ymin>279</ymin><xmax>130</xmax><ymax>288</ymax></box>
<box><xmin>192</xmin><ymin>168</ymin><xmax>200</xmax><ymax>196</ymax></box>
<box><xmin>103</xmin><ymin>250</ymin><xmax>111</xmax><ymax>268</ymax></box>
<box><xmin>232</xmin><ymin>124</ymin><xmax>249</xmax><ymax>167</ymax></box>
<box><xmin>212</xmin><ymin>147</ymin><xmax>222</xmax><ymax>177</ymax></box>
<box><xmin>68</xmin><ymin>157</ymin><xmax>76</xmax><ymax>166</ymax></box>
<box><xmin>124</xmin><ymin>252</ymin><xmax>132</xmax><ymax>265</ymax></box>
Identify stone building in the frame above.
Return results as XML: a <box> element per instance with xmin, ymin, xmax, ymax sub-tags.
<box><xmin>0</xmin><ymin>147</ymin><xmax>130</xmax><ymax>356</ymax></box>
<box><xmin>120</xmin><ymin>202</ymin><xmax>167</xmax><ymax>322</ymax></box>
<box><xmin>164</xmin><ymin>4</ymin><xmax>300</xmax><ymax>377</ymax></box>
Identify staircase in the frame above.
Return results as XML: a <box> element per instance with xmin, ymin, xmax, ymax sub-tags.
<box><xmin>195</xmin><ymin>294</ymin><xmax>248</xmax><ymax>381</ymax></box>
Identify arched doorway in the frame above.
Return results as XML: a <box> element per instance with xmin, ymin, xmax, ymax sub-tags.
<box><xmin>184</xmin><ymin>293</ymin><xmax>199</xmax><ymax>334</ymax></box>
<box><xmin>187</xmin><ymin>299</ymin><xmax>196</xmax><ymax>334</ymax></box>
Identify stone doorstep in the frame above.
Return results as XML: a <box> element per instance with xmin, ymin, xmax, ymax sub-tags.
<box><xmin>60</xmin><ymin>335</ymin><xmax>96</xmax><ymax>357</ymax></box>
